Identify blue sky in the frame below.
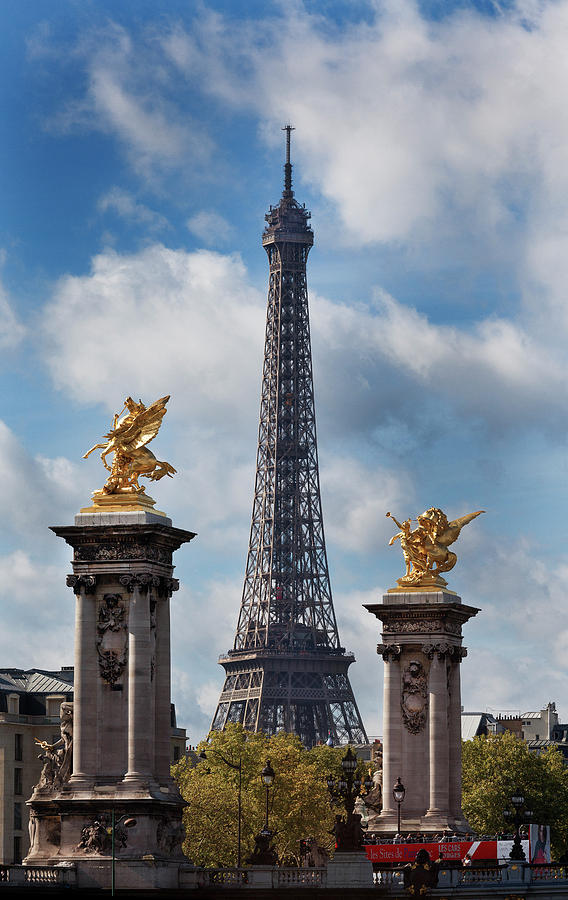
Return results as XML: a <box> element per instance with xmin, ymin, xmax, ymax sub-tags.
<box><xmin>1</xmin><ymin>0</ymin><xmax>568</xmax><ymax>740</ymax></box>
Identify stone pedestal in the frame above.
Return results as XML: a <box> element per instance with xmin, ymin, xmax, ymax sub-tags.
<box><xmin>24</xmin><ymin>508</ymin><xmax>195</xmax><ymax>889</ymax></box>
<box><xmin>365</xmin><ymin>589</ymin><xmax>479</xmax><ymax>835</ymax></box>
<box><xmin>326</xmin><ymin>852</ymin><xmax>374</xmax><ymax>887</ymax></box>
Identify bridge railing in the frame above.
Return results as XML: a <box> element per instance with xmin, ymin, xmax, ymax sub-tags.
<box><xmin>0</xmin><ymin>866</ymin><xmax>76</xmax><ymax>887</ymax></box>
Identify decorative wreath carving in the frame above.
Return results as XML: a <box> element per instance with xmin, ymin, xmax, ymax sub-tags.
<box><xmin>401</xmin><ymin>660</ymin><xmax>428</xmax><ymax>734</ymax></box>
<box><xmin>96</xmin><ymin>593</ymin><xmax>128</xmax><ymax>685</ymax></box>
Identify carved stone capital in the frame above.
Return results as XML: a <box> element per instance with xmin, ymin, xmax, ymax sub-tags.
<box><xmin>155</xmin><ymin>576</ymin><xmax>179</xmax><ymax>597</ymax></box>
<box><xmin>377</xmin><ymin>642</ymin><xmax>401</xmax><ymax>661</ymax></box>
<box><xmin>66</xmin><ymin>574</ymin><xmax>97</xmax><ymax>595</ymax></box>
<box><xmin>422</xmin><ymin>641</ymin><xmax>452</xmax><ymax>660</ymax></box>
<box><xmin>119</xmin><ymin>573</ymin><xmax>160</xmax><ymax>593</ymax></box>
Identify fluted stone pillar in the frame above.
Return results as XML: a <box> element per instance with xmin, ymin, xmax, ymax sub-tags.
<box><xmin>378</xmin><ymin>644</ymin><xmax>402</xmax><ymax>822</ymax></box>
<box><xmin>68</xmin><ymin>576</ymin><xmax>97</xmax><ymax>786</ymax></box>
<box><xmin>425</xmin><ymin>649</ymin><xmax>448</xmax><ymax>821</ymax></box>
<box><xmin>448</xmin><ymin>652</ymin><xmax>466</xmax><ymax>822</ymax></box>
<box><xmin>154</xmin><ymin>582</ymin><xmax>176</xmax><ymax>783</ymax></box>
<box><xmin>123</xmin><ymin>577</ymin><xmax>153</xmax><ymax>783</ymax></box>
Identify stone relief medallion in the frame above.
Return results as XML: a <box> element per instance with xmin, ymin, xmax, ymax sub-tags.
<box><xmin>96</xmin><ymin>593</ymin><xmax>128</xmax><ymax>685</ymax></box>
<box><xmin>401</xmin><ymin>660</ymin><xmax>428</xmax><ymax>734</ymax></box>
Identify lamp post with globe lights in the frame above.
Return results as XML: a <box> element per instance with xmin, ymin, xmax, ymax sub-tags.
<box><xmin>326</xmin><ymin>748</ymin><xmax>373</xmax><ymax>852</ymax></box>
<box><xmin>248</xmin><ymin>760</ymin><xmax>278</xmax><ymax>866</ymax></box>
<box><xmin>504</xmin><ymin>789</ymin><xmax>533</xmax><ymax>861</ymax></box>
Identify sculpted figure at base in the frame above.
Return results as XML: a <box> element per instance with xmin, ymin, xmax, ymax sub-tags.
<box><xmin>34</xmin><ymin>702</ymin><xmax>73</xmax><ymax>791</ymax></box>
<box><xmin>83</xmin><ymin>395</ymin><xmax>176</xmax><ymax>495</ymax></box>
<box><xmin>386</xmin><ymin>508</ymin><xmax>484</xmax><ymax>588</ymax></box>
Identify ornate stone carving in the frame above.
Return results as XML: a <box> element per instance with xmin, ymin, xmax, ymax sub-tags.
<box><xmin>383</xmin><ymin>618</ymin><xmax>462</xmax><ymax>636</ymax></box>
<box><xmin>164</xmin><ymin>577</ymin><xmax>180</xmax><ymax>594</ymax></box>
<box><xmin>377</xmin><ymin>643</ymin><xmax>401</xmax><ymax>661</ymax></box>
<box><xmin>78</xmin><ymin>815</ymin><xmax>128</xmax><ymax>854</ymax></box>
<box><xmin>157</xmin><ymin>817</ymin><xmax>185</xmax><ymax>855</ymax></box>
<box><xmin>96</xmin><ymin>594</ymin><xmax>128</xmax><ymax>685</ymax></box>
<box><xmin>401</xmin><ymin>660</ymin><xmax>428</xmax><ymax>734</ymax></box>
<box><xmin>34</xmin><ymin>702</ymin><xmax>73</xmax><ymax>792</ymax></box>
<box><xmin>422</xmin><ymin>641</ymin><xmax>452</xmax><ymax>660</ymax></box>
<box><xmin>74</xmin><ymin>543</ymin><xmax>171</xmax><ymax>564</ymax></box>
<box><xmin>66</xmin><ymin>574</ymin><xmax>96</xmax><ymax>595</ymax></box>
<box><xmin>119</xmin><ymin>572</ymin><xmax>160</xmax><ymax>593</ymax></box>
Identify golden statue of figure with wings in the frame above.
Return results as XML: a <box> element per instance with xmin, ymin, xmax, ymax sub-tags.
<box><xmin>386</xmin><ymin>507</ymin><xmax>484</xmax><ymax>590</ymax></box>
<box><xmin>83</xmin><ymin>395</ymin><xmax>176</xmax><ymax>497</ymax></box>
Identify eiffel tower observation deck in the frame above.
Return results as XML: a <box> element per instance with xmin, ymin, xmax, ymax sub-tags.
<box><xmin>212</xmin><ymin>127</ymin><xmax>368</xmax><ymax>747</ymax></box>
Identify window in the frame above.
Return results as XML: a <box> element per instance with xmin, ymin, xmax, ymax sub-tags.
<box><xmin>13</xmin><ymin>837</ymin><xmax>22</xmax><ymax>865</ymax></box>
<box><xmin>46</xmin><ymin>697</ymin><xmax>62</xmax><ymax>717</ymax></box>
<box><xmin>14</xmin><ymin>734</ymin><xmax>23</xmax><ymax>761</ymax></box>
<box><xmin>173</xmin><ymin>746</ymin><xmax>180</xmax><ymax>762</ymax></box>
<box><xmin>14</xmin><ymin>768</ymin><xmax>23</xmax><ymax>795</ymax></box>
<box><xmin>7</xmin><ymin>694</ymin><xmax>19</xmax><ymax>715</ymax></box>
<box><xmin>13</xmin><ymin>802</ymin><xmax>22</xmax><ymax>831</ymax></box>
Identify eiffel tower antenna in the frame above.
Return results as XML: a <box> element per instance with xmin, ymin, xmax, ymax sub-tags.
<box><xmin>282</xmin><ymin>123</ymin><xmax>295</xmax><ymax>196</ymax></box>
<box><xmin>211</xmin><ymin>128</ymin><xmax>368</xmax><ymax>748</ymax></box>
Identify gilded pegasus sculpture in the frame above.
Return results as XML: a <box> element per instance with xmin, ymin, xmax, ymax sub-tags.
<box><xmin>386</xmin><ymin>507</ymin><xmax>484</xmax><ymax>589</ymax></box>
<box><xmin>83</xmin><ymin>395</ymin><xmax>176</xmax><ymax>495</ymax></box>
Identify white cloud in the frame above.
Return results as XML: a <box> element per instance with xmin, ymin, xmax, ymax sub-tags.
<box><xmin>42</xmin><ymin>245</ymin><xmax>265</xmax><ymax>423</ymax></box>
<box><xmin>98</xmin><ymin>187</ymin><xmax>169</xmax><ymax>230</ymax></box>
<box><xmin>321</xmin><ymin>455</ymin><xmax>412</xmax><ymax>553</ymax></box>
<box><xmin>187</xmin><ymin>210</ymin><xmax>233</xmax><ymax>246</ymax></box>
<box><xmin>171</xmin><ymin>578</ymin><xmax>241</xmax><ymax>737</ymax></box>
<box><xmin>0</xmin><ymin>280</ymin><xmax>25</xmax><ymax>350</ymax></box>
<box><xmin>0</xmin><ymin>421</ymin><xmax>87</xmax><ymax>540</ymax></box>
<box><xmin>48</xmin><ymin>22</ymin><xmax>213</xmax><ymax>177</ymax></box>
<box><xmin>0</xmin><ymin>551</ymin><xmax>74</xmax><ymax>672</ymax></box>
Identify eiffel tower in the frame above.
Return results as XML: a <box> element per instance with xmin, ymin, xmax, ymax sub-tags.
<box><xmin>212</xmin><ymin>127</ymin><xmax>367</xmax><ymax>748</ymax></box>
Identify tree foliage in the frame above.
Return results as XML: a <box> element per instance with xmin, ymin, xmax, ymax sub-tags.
<box><xmin>172</xmin><ymin>724</ymin><xmax>369</xmax><ymax>867</ymax></box>
<box><xmin>462</xmin><ymin>731</ymin><xmax>568</xmax><ymax>859</ymax></box>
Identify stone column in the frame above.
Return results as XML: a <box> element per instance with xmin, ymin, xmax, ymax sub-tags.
<box><xmin>67</xmin><ymin>575</ymin><xmax>97</xmax><ymax>785</ymax></box>
<box><xmin>448</xmin><ymin>649</ymin><xmax>466</xmax><ymax>821</ymax></box>
<box><xmin>377</xmin><ymin>643</ymin><xmax>401</xmax><ymax>820</ymax></box>
<box><xmin>123</xmin><ymin>574</ymin><xmax>154</xmax><ymax>783</ymax></box>
<box><xmin>425</xmin><ymin>646</ymin><xmax>449</xmax><ymax>820</ymax></box>
<box><xmin>154</xmin><ymin>579</ymin><xmax>177</xmax><ymax>782</ymax></box>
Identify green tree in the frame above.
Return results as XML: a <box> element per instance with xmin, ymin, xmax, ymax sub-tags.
<box><xmin>172</xmin><ymin>724</ymin><xmax>369</xmax><ymax>867</ymax></box>
<box><xmin>462</xmin><ymin>731</ymin><xmax>568</xmax><ymax>859</ymax></box>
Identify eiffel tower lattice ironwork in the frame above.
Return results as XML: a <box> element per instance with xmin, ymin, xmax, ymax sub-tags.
<box><xmin>212</xmin><ymin>127</ymin><xmax>368</xmax><ymax>748</ymax></box>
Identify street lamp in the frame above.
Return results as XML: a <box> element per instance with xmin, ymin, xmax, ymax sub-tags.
<box><xmin>326</xmin><ymin>748</ymin><xmax>373</xmax><ymax>852</ymax></box>
<box><xmin>504</xmin><ymin>789</ymin><xmax>533</xmax><ymax>861</ymax></box>
<box><xmin>261</xmin><ymin>759</ymin><xmax>275</xmax><ymax>831</ymax></box>
<box><xmin>248</xmin><ymin>760</ymin><xmax>277</xmax><ymax>866</ymax></box>
<box><xmin>109</xmin><ymin>811</ymin><xmax>136</xmax><ymax>897</ymax></box>
<box><xmin>392</xmin><ymin>777</ymin><xmax>406</xmax><ymax>835</ymax></box>
<box><xmin>199</xmin><ymin>747</ymin><xmax>243</xmax><ymax>867</ymax></box>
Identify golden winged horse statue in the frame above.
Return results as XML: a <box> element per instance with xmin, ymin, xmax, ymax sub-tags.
<box><xmin>386</xmin><ymin>507</ymin><xmax>484</xmax><ymax>588</ymax></box>
<box><xmin>83</xmin><ymin>395</ymin><xmax>176</xmax><ymax>495</ymax></box>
